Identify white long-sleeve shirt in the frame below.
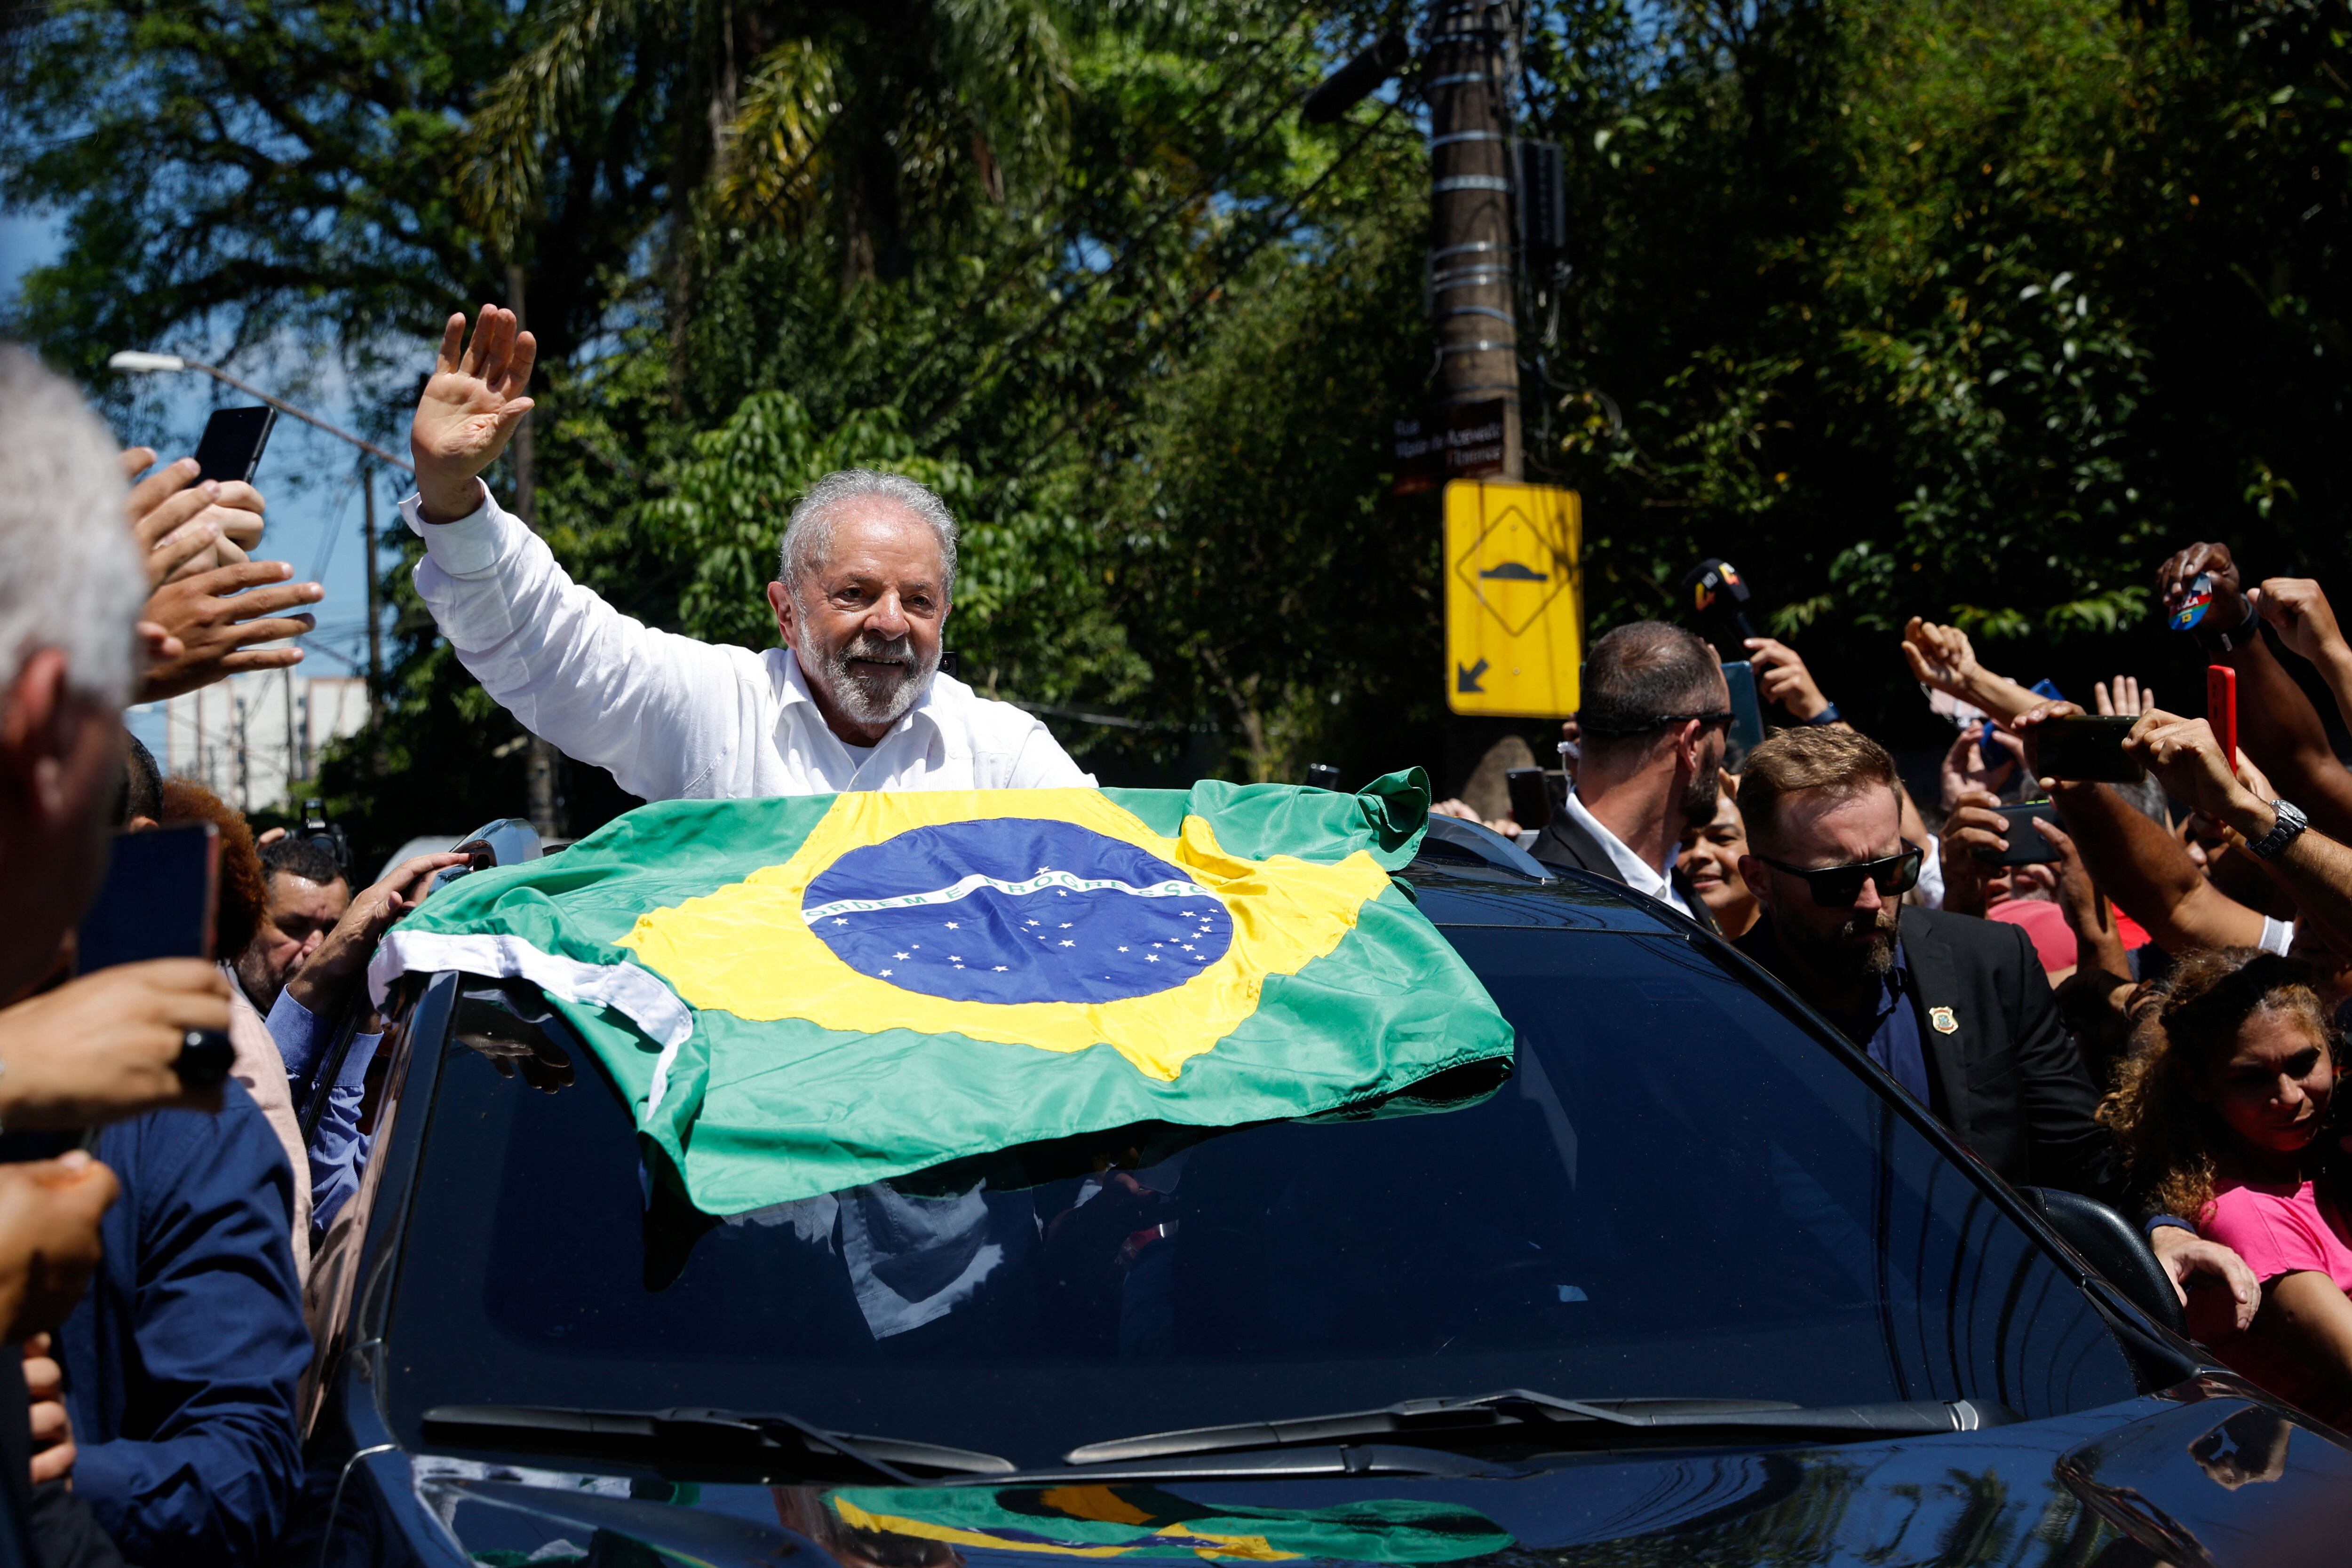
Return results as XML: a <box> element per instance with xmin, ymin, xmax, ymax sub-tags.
<box><xmin>401</xmin><ymin>488</ymin><xmax>1095</xmax><ymax>800</ymax></box>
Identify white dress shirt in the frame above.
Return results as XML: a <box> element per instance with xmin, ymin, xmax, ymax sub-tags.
<box><xmin>401</xmin><ymin>488</ymin><xmax>1095</xmax><ymax>800</ymax></box>
<box><xmin>1559</xmin><ymin>788</ymin><xmax>1692</xmax><ymax>917</ymax></box>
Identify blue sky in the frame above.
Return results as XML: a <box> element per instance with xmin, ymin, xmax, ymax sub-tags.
<box><xmin>3</xmin><ymin>209</ymin><xmax>399</xmax><ymax>757</ymax></box>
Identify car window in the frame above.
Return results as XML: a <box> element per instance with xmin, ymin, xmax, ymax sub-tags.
<box><xmin>383</xmin><ymin>921</ymin><xmax>2137</xmax><ymax>1467</ymax></box>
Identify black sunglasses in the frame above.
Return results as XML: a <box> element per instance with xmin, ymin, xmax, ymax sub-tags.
<box><xmin>1757</xmin><ymin>844</ymin><xmax>1925</xmax><ymax>907</ymax></box>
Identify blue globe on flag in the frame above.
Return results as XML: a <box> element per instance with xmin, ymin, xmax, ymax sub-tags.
<box><xmin>801</xmin><ymin>820</ymin><xmax>1235</xmax><ymax>1006</ymax></box>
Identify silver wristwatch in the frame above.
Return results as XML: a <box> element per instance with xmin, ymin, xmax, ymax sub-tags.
<box><xmin>2247</xmin><ymin>798</ymin><xmax>2309</xmax><ymax>860</ymax></box>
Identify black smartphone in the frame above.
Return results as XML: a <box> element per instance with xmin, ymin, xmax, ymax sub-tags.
<box><xmin>1721</xmin><ymin>660</ymin><xmax>1767</xmax><ymax>754</ymax></box>
<box><xmin>1984</xmin><ymin>802</ymin><xmax>2063</xmax><ymax>865</ymax></box>
<box><xmin>75</xmin><ymin>824</ymin><xmax>235</xmax><ymax>1091</ymax></box>
<box><xmin>1505</xmin><ymin>767</ymin><xmax>1554</xmax><ymax>831</ymax></box>
<box><xmin>2032</xmin><ymin>714</ymin><xmax>2145</xmax><ymax>784</ymax></box>
<box><xmin>191</xmin><ymin>405</ymin><xmax>277</xmax><ymax>485</ymax></box>
<box><xmin>77</xmin><ymin>823</ymin><xmax>218</xmax><ymax>972</ymax></box>
<box><xmin>1304</xmin><ymin>764</ymin><xmax>1341</xmax><ymax>791</ymax></box>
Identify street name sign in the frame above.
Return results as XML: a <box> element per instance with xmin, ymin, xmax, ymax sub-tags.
<box><xmin>1443</xmin><ymin>479</ymin><xmax>1582</xmax><ymax>717</ymax></box>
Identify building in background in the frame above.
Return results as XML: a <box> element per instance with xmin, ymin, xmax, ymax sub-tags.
<box><xmin>143</xmin><ymin>671</ymin><xmax>368</xmax><ymax>814</ymax></box>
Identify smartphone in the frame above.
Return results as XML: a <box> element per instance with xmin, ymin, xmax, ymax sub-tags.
<box><xmin>1720</xmin><ymin>661</ymin><xmax>1766</xmax><ymax>755</ymax></box>
<box><xmin>1983</xmin><ymin>802</ymin><xmax>2064</xmax><ymax>865</ymax></box>
<box><xmin>1505</xmin><ymin>767</ymin><xmax>1554</xmax><ymax>831</ymax></box>
<box><xmin>191</xmin><ymin>405</ymin><xmax>277</xmax><ymax>485</ymax></box>
<box><xmin>75</xmin><ymin>824</ymin><xmax>235</xmax><ymax>1090</ymax></box>
<box><xmin>2209</xmin><ymin>665</ymin><xmax>2238</xmax><ymax>768</ymax></box>
<box><xmin>77</xmin><ymin>823</ymin><xmax>218</xmax><ymax>972</ymax></box>
<box><xmin>2033</xmin><ymin>714</ymin><xmax>2145</xmax><ymax>784</ymax></box>
<box><xmin>1304</xmin><ymin>764</ymin><xmax>1341</xmax><ymax>791</ymax></box>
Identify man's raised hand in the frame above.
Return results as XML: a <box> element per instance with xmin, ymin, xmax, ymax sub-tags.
<box><xmin>139</xmin><ymin>559</ymin><xmax>321</xmax><ymax>701</ymax></box>
<box><xmin>412</xmin><ymin>307</ymin><xmax>537</xmax><ymax>524</ymax></box>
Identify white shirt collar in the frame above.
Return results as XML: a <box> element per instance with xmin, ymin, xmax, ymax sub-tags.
<box><xmin>1563</xmin><ymin>788</ymin><xmax>1689</xmax><ymax>914</ymax></box>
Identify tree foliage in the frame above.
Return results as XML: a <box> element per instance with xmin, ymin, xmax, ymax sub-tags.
<box><xmin>7</xmin><ymin>0</ymin><xmax>2352</xmax><ymax>855</ymax></box>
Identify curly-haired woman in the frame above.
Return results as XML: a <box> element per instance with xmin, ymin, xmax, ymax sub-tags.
<box><xmin>2103</xmin><ymin>948</ymin><xmax>2352</xmax><ymax>1423</ymax></box>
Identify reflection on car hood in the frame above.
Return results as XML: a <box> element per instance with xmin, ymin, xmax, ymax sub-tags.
<box><xmin>407</xmin><ymin>1381</ymin><xmax>2352</xmax><ymax>1568</ymax></box>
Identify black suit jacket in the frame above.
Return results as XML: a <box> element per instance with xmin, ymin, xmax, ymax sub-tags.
<box><xmin>1741</xmin><ymin>906</ymin><xmax>2119</xmax><ymax>1204</ymax></box>
<box><xmin>1530</xmin><ymin>805</ymin><xmax>1721</xmax><ymax>935</ymax></box>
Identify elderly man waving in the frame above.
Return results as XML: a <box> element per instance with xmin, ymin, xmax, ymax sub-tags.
<box><xmin>403</xmin><ymin>307</ymin><xmax>1092</xmax><ymax>799</ymax></box>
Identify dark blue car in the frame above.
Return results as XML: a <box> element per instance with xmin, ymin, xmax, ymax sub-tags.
<box><xmin>283</xmin><ymin>819</ymin><xmax>2352</xmax><ymax>1567</ymax></box>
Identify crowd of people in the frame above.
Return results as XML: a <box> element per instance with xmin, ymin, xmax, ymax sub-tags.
<box><xmin>7</xmin><ymin>300</ymin><xmax>2352</xmax><ymax>1558</ymax></box>
<box><xmin>1435</xmin><ymin>579</ymin><xmax>2352</xmax><ymax>1427</ymax></box>
<box><xmin>0</xmin><ymin>344</ymin><xmax>468</xmax><ymax>1565</ymax></box>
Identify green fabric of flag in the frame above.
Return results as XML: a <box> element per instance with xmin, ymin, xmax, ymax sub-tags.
<box><xmin>373</xmin><ymin>769</ymin><xmax>1513</xmax><ymax>1216</ymax></box>
<box><xmin>825</xmin><ymin>1484</ymin><xmax>1518</xmax><ymax>1564</ymax></box>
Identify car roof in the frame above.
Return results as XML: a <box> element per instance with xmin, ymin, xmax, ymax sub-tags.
<box><xmin>1401</xmin><ymin>853</ymin><xmax>1692</xmax><ymax>937</ymax></box>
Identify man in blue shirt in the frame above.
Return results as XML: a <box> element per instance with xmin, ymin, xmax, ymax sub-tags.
<box><xmin>60</xmin><ymin>1081</ymin><xmax>309</xmax><ymax>1566</ymax></box>
<box><xmin>263</xmin><ymin>849</ymin><xmax>466</xmax><ymax>1232</ymax></box>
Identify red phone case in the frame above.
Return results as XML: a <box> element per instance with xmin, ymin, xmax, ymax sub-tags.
<box><xmin>2209</xmin><ymin>665</ymin><xmax>2238</xmax><ymax>772</ymax></box>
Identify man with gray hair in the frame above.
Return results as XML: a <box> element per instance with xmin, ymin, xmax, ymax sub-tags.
<box><xmin>401</xmin><ymin>307</ymin><xmax>1091</xmax><ymax>799</ymax></box>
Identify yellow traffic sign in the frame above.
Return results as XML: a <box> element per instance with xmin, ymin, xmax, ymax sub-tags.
<box><xmin>1444</xmin><ymin>480</ymin><xmax>1583</xmax><ymax>717</ymax></box>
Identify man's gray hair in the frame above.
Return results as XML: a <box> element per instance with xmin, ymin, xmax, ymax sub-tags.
<box><xmin>776</xmin><ymin>469</ymin><xmax>959</xmax><ymax>600</ymax></box>
<box><xmin>0</xmin><ymin>346</ymin><xmax>143</xmax><ymax>705</ymax></box>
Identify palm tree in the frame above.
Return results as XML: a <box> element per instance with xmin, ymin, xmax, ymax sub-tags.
<box><xmin>461</xmin><ymin>0</ymin><xmax>1072</xmax><ymax>293</ymax></box>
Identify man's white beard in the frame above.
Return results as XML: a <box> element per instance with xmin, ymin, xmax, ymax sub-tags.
<box><xmin>817</xmin><ymin>627</ymin><xmax>938</xmax><ymax>728</ymax></box>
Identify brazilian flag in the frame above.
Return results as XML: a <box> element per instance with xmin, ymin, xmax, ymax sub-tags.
<box><xmin>825</xmin><ymin>1484</ymin><xmax>1516</xmax><ymax>1563</ymax></box>
<box><xmin>373</xmin><ymin>770</ymin><xmax>1513</xmax><ymax>1216</ymax></box>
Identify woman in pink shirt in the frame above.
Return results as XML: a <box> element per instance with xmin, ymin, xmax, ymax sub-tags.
<box><xmin>2104</xmin><ymin>948</ymin><xmax>2352</xmax><ymax>1425</ymax></box>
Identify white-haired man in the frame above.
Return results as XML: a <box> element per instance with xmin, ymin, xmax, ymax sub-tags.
<box><xmin>0</xmin><ymin>345</ymin><xmax>266</xmax><ymax>1565</ymax></box>
<box><xmin>403</xmin><ymin>307</ymin><xmax>1092</xmax><ymax>799</ymax></box>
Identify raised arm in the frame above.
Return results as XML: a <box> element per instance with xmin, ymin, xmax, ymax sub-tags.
<box><xmin>2155</xmin><ymin>544</ymin><xmax>2352</xmax><ymax>844</ymax></box>
<box><xmin>405</xmin><ymin>309</ymin><xmax>758</xmax><ymax>800</ymax></box>
<box><xmin>2248</xmin><ymin>576</ymin><xmax>2352</xmax><ymax>743</ymax></box>
<box><xmin>1901</xmin><ymin>617</ymin><xmax>2044</xmax><ymax>726</ymax></box>
<box><xmin>411</xmin><ymin>306</ymin><xmax>538</xmax><ymax>524</ymax></box>
<box><xmin>2013</xmin><ymin>703</ymin><xmax>2268</xmax><ymax>953</ymax></box>
<box><xmin>2125</xmin><ymin>710</ymin><xmax>2352</xmax><ymax>962</ymax></box>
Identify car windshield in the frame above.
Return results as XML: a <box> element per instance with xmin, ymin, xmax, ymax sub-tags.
<box><xmin>382</xmin><ymin>878</ymin><xmax>2137</xmax><ymax>1468</ymax></box>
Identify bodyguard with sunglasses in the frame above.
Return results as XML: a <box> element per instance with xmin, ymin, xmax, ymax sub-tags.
<box><xmin>1732</xmin><ymin>727</ymin><xmax>2121</xmax><ymax>1203</ymax></box>
<box><xmin>1532</xmin><ymin>623</ymin><xmax>1732</xmax><ymax>931</ymax></box>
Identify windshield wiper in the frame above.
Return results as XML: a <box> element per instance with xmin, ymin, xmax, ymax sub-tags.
<box><xmin>1063</xmin><ymin>1389</ymin><xmax>2019</xmax><ymax>1465</ymax></box>
<box><xmin>422</xmin><ymin>1403</ymin><xmax>1015</xmax><ymax>1483</ymax></box>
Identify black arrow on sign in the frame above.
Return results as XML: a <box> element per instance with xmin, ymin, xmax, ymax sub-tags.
<box><xmin>1456</xmin><ymin>659</ymin><xmax>1489</xmax><ymax>693</ymax></box>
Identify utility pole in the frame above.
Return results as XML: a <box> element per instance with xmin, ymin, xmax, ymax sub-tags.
<box><xmin>360</xmin><ymin>464</ymin><xmax>391</xmax><ymax>778</ymax></box>
<box><xmin>507</xmin><ymin>263</ymin><xmax>562</xmax><ymax>841</ymax></box>
<box><xmin>362</xmin><ymin>467</ymin><xmax>383</xmax><ymax>712</ymax></box>
<box><xmin>1427</xmin><ymin>0</ymin><xmax>1521</xmax><ymax>478</ymax></box>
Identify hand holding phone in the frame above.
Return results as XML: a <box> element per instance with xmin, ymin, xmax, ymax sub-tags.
<box><xmin>0</xmin><ymin>962</ymin><xmax>231</xmax><ymax>1129</ymax></box>
<box><xmin>74</xmin><ymin>824</ymin><xmax>232</xmax><ymax>1094</ymax></box>
<box><xmin>1983</xmin><ymin>802</ymin><xmax>2064</xmax><ymax>865</ymax></box>
<box><xmin>2029</xmin><ymin>714</ymin><xmax>2145</xmax><ymax>784</ymax></box>
<box><xmin>191</xmin><ymin>406</ymin><xmax>277</xmax><ymax>486</ymax></box>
